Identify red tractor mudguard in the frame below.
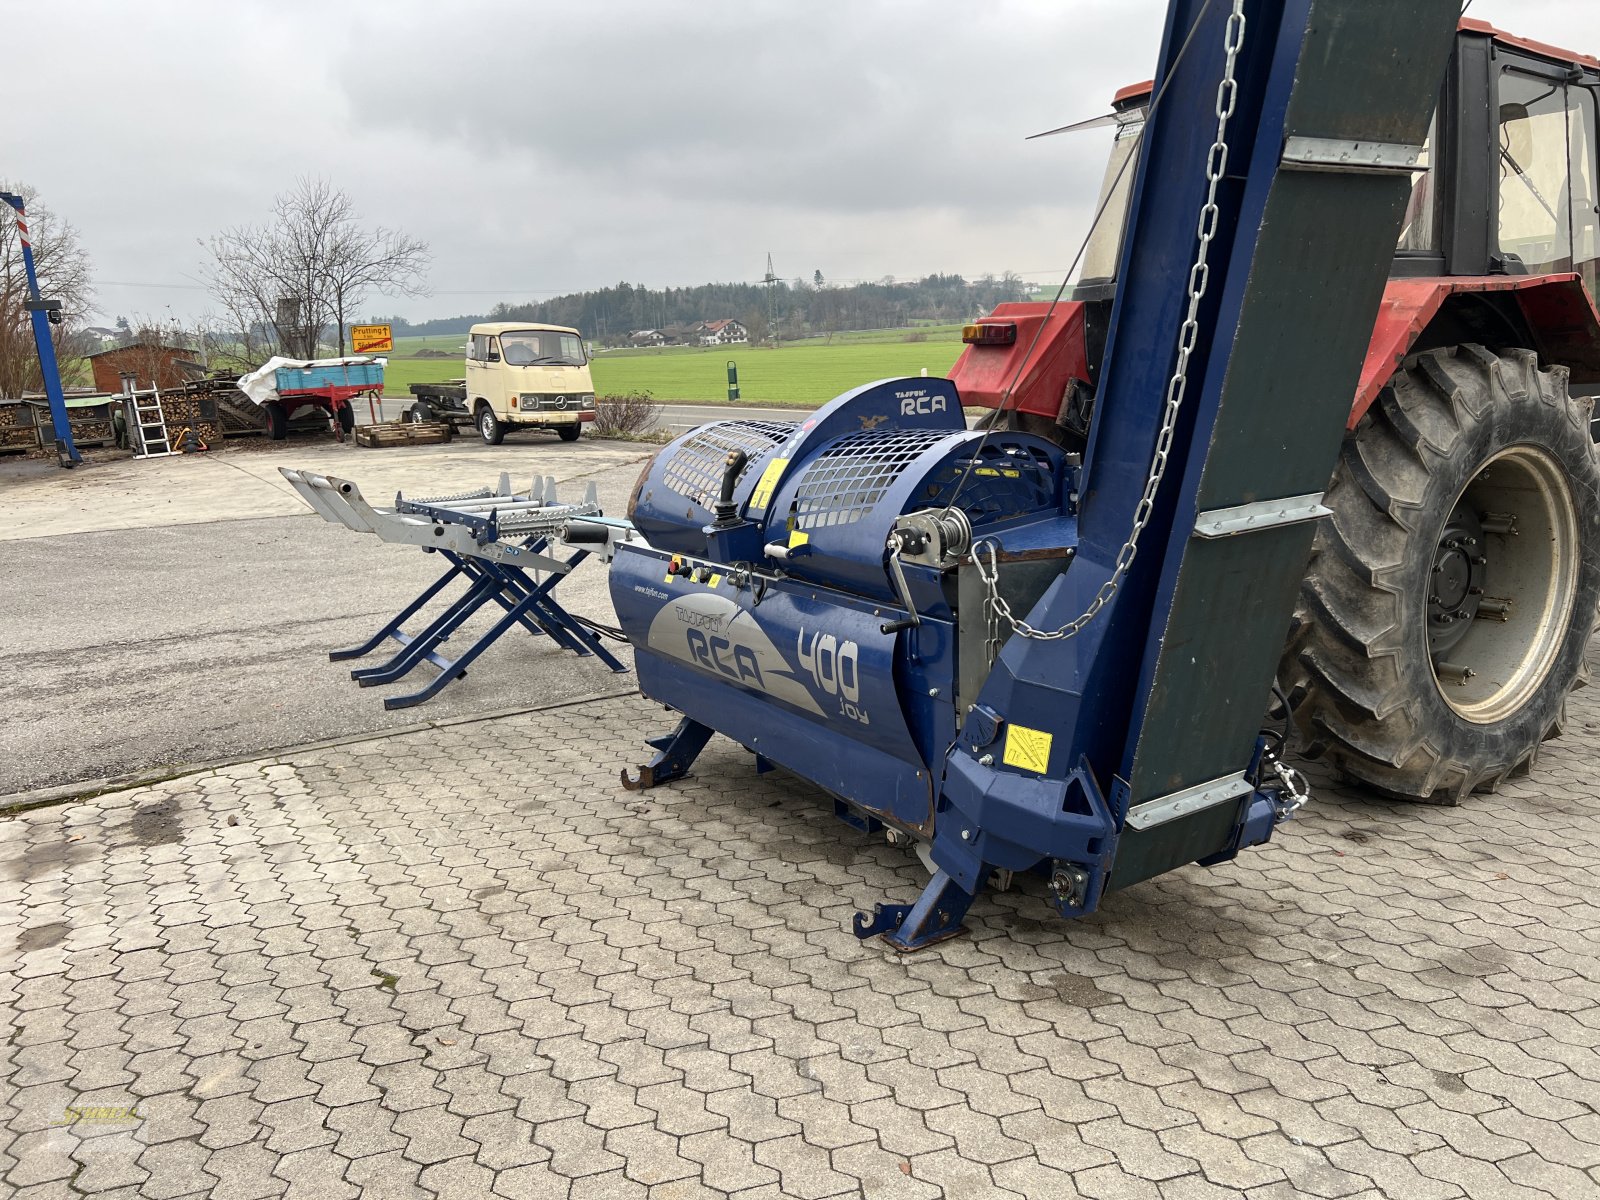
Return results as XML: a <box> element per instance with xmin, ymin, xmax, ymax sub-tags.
<box><xmin>947</xmin><ymin>301</ymin><xmax>1092</xmax><ymax>421</ymax></box>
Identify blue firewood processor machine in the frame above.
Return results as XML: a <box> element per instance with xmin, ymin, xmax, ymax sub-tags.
<box><xmin>611</xmin><ymin>0</ymin><xmax>1461</xmax><ymax>949</ymax></box>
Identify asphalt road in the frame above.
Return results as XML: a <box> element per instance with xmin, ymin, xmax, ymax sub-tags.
<box><xmin>0</xmin><ymin>439</ymin><xmax>652</xmax><ymax>797</ymax></box>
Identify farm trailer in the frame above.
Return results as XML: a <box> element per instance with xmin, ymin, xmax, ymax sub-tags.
<box><xmin>238</xmin><ymin>357</ymin><xmax>386</xmax><ymax>442</ymax></box>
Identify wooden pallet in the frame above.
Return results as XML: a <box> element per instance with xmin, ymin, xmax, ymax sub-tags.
<box><xmin>354</xmin><ymin>420</ymin><xmax>455</xmax><ymax>449</ymax></box>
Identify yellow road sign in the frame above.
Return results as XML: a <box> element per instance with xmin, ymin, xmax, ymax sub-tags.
<box><xmin>351</xmin><ymin>324</ymin><xmax>393</xmax><ymax>354</ymax></box>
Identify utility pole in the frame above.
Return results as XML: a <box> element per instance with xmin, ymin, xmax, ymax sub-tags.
<box><xmin>763</xmin><ymin>253</ymin><xmax>779</xmax><ymax>347</ymax></box>
<box><xmin>1</xmin><ymin>192</ymin><xmax>79</xmax><ymax>468</ymax></box>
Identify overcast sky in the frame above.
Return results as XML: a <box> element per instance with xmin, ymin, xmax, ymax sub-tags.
<box><xmin>8</xmin><ymin>0</ymin><xmax>1600</xmax><ymax>326</ymax></box>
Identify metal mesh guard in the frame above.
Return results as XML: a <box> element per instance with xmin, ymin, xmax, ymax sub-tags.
<box><xmin>792</xmin><ymin>428</ymin><xmax>954</xmax><ymax>531</ymax></box>
<box><xmin>661</xmin><ymin>420</ymin><xmax>797</xmax><ymax>510</ymax></box>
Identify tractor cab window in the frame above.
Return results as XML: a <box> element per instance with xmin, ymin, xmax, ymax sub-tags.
<box><xmin>1397</xmin><ymin>116</ymin><xmax>1438</xmax><ymax>252</ymax></box>
<box><xmin>1076</xmin><ymin>109</ymin><xmax>1145</xmax><ymax>291</ymax></box>
<box><xmin>1497</xmin><ymin>70</ymin><xmax>1597</xmax><ymax>280</ymax></box>
<box><xmin>1573</xmin><ymin>88</ymin><xmax>1599</xmax><ymax>300</ymax></box>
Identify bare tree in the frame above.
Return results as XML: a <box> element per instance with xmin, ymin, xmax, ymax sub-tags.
<box><xmin>201</xmin><ymin>178</ymin><xmax>428</xmax><ymax>363</ymax></box>
<box><xmin>0</xmin><ymin>182</ymin><xmax>93</xmax><ymax>399</ymax></box>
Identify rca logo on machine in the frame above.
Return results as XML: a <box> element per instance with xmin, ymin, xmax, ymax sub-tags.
<box><xmin>798</xmin><ymin>628</ymin><xmax>870</xmax><ymax>725</ymax></box>
<box><xmin>897</xmin><ymin>389</ymin><xmax>947</xmax><ymax>416</ymax></box>
<box><xmin>646</xmin><ymin>592</ymin><xmax>826</xmax><ymax>717</ymax></box>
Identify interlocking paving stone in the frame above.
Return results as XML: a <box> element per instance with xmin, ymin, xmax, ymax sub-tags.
<box><xmin>2</xmin><ymin>691</ymin><xmax>1597</xmax><ymax>1198</ymax></box>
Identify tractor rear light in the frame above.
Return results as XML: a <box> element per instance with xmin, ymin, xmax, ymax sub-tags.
<box><xmin>963</xmin><ymin>322</ymin><xmax>1017</xmax><ymax>346</ymax></box>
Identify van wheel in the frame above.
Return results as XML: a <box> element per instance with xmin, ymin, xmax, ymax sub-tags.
<box><xmin>477</xmin><ymin>406</ymin><xmax>505</xmax><ymax>445</ymax></box>
<box><xmin>410</xmin><ymin>402</ymin><xmax>434</xmax><ymax>424</ymax></box>
<box><xmin>558</xmin><ymin>425</ymin><xmax>581</xmax><ymax>442</ymax></box>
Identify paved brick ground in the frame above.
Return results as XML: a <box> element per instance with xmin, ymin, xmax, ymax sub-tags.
<box><xmin>2</xmin><ymin>692</ymin><xmax>1597</xmax><ymax>1199</ymax></box>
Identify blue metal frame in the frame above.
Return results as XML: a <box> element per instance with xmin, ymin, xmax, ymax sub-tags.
<box><xmin>336</xmin><ymin>540</ymin><xmax>625</xmax><ymax>709</ymax></box>
<box><xmin>2</xmin><ymin>192</ymin><xmax>79</xmax><ymax>468</ymax></box>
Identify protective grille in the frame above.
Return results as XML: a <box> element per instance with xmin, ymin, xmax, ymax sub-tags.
<box><xmin>662</xmin><ymin>420</ymin><xmax>797</xmax><ymax>509</ymax></box>
<box><xmin>920</xmin><ymin>442</ymin><xmax>1057</xmax><ymax>523</ymax></box>
<box><xmin>792</xmin><ymin>429</ymin><xmax>955</xmax><ymax>531</ymax></box>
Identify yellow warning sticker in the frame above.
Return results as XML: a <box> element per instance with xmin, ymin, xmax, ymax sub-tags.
<box><xmin>788</xmin><ymin>529</ymin><xmax>810</xmax><ymax>549</ymax></box>
<box><xmin>1002</xmin><ymin>724</ymin><xmax>1053</xmax><ymax>774</ymax></box>
<box><xmin>749</xmin><ymin>457</ymin><xmax>789</xmax><ymax>510</ymax></box>
<box><xmin>707</xmin><ymin>573</ymin><xmax>722</xmax><ymax>588</ymax></box>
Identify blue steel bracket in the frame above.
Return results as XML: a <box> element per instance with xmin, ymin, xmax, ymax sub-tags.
<box><xmin>622</xmin><ymin>716</ymin><xmax>715</xmax><ymax>790</ymax></box>
<box><xmin>852</xmin><ymin>869</ymin><xmax>976</xmax><ymax>952</ymax></box>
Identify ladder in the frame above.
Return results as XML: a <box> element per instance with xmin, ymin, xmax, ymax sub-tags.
<box><xmin>128</xmin><ymin>385</ymin><xmax>175</xmax><ymax>459</ymax></box>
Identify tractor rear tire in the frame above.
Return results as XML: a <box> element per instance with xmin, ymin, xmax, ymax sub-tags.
<box><xmin>1282</xmin><ymin>345</ymin><xmax>1600</xmax><ymax>802</ymax></box>
<box><xmin>264</xmin><ymin>401</ymin><xmax>288</xmax><ymax>441</ymax></box>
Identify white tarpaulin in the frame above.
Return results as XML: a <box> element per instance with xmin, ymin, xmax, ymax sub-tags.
<box><xmin>236</xmin><ymin>356</ymin><xmax>387</xmax><ymax>407</ymax></box>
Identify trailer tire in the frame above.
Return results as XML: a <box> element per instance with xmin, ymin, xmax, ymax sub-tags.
<box><xmin>337</xmin><ymin>404</ymin><xmax>355</xmax><ymax>434</ymax></box>
<box><xmin>1281</xmin><ymin>345</ymin><xmax>1600</xmax><ymax>802</ymax></box>
<box><xmin>558</xmin><ymin>424</ymin><xmax>581</xmax><ymax>442</ymax></box>
<box><xmin>265</xmin><ymin>401</ymin><xmax>288</xmax><ymax>441</ymax></box>
<box><xmin>477</xmin><ymin>405</ymin><xmax>505</xmax><ymax>446</ymax></box>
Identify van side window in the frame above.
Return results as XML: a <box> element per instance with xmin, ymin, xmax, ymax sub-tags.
<box><xmin>470</xmin><ymin>333</ymin><xmax>490</xmax><ymax>362</ymax></box>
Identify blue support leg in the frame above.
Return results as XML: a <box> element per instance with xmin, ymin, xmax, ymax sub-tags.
<box><xmin>329</xmin><ymin>562</ymin><xmax>466</xmax><ymax>661</ymax></box>
<box><xmin>382</xmin><ymin>582</ymin><xmax>553</xmax><ymax>710</ymax></box>
<box><xmin>350</xmin><ymin>571</ymin><xmax>497</xmax><ymax>686</ymax></box>
<box><xmin>853</xmin><ymin>869</ymin><xmax>977</xmax><ymax>952</ymax></box>
<box><xmin>621</xmin><ymin>717</ymin><xmax>714</xmax><ymax>790</ymax></box>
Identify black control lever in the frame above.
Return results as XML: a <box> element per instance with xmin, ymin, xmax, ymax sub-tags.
<box><xmin>712</xmin><ymin>450</ymin><xmax>749</xmax><ymax>526</ymax></box>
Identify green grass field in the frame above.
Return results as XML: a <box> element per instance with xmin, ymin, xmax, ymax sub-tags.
<box><xmin>380</xmin><ymin>328</ymin><xmax>967</xmax><ymax>406</ymax></box>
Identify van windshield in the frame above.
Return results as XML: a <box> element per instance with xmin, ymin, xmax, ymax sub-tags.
<box><xmin>499</xmin><ymin>330</ymin><xmax>587</xmax><ymax>366</ymax></box>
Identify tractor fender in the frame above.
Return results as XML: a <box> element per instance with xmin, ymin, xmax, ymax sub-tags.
<box><xmin>1353</xmin><ymin>275</ymin><xmax>1600</xmax><ymax>427</ymax></box>
<box><xmin>947</xmin><ymin>301</ymin><xmax>1092</xmax><ymax>420</ymax></box>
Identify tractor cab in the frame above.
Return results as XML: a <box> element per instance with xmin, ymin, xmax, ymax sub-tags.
<box><xmin>950</xmin><ymin>15</ymin><xmax>1600</xmax><ymax>807</ymax></box>
<box><xmin>954</xmin><ymin>18</ymin><xmax>1600</xmax><ymax>430</ymax></box>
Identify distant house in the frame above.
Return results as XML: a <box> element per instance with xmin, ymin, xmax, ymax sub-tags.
<box><xmin>86</xmin><ymin>342</ymin><xmax>201</xmax><ymax>393</ymax></box>
<box><xmin>81</xmin><ymin>326</ymin><xmax>121</xmax><ymax>350</ymax></box>
<box><xmin>659</xmin><ymin>324</ymin><xmax>700</xmax><ymax>346</ymax></box>
<box><xmin>627</xmin><ymin>329</ymin><xmax>666</xmax><ymax>347</ymax></box>
<box><xmin>697</xmin><ymin>318</ymin><xmax>748</xmax><ymax>346</ymax></box>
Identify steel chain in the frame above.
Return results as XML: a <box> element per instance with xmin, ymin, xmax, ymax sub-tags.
<box><xmin>974</xmin><ymin>0</ymin><xmax>1248</xmax><ymax>645</ymax></box>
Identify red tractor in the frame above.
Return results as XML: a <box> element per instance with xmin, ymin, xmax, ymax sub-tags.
<box><xmin>951</xmin><ymin>18</ymin><xmax>1600</xmax><ymax>802</ymax></box>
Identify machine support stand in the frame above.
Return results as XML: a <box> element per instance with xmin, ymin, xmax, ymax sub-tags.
<box><xmin>852</xmin><ymin>869</ymin><xmax>976</xmax><ymax>952</ymax></box>
<box><xmin>622</xmin><ymin>717</ymin><xmax>714</xmax><ymax>790</ymax></box>
<box><xmin>330</xmin><ymin>564</ymin><xmax>467</xmax><ymax>661</ymax></box>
